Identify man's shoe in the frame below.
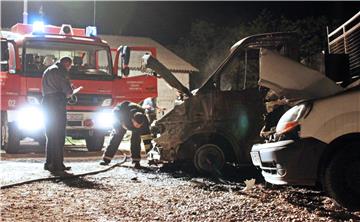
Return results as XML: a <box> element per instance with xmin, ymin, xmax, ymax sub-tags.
<box><xmin>44</xmin><ymin>164</ymin><xmax>50</xmax><ymax>171</ymax></box>
<box><xmin>62</xmin><ymin>166</ymin><xmax>71</xmax><ymax>171</ymax></box>
<box><xmin>51</xmin><ymin>170</ymin><xmax>73</xmax><ymax>177</ymax></box>
<box><xmin>100</xmin><ymin>159</ymin><xmax>110</xmax><ymax>166</ymax></box>
<box><xmin>61</xmin><ymin>164</ymin><xmax>71</xmax><ymax>171</ymax></box>
<box><xmin>44</xmin><ymin>164</ymin><xmax>71</xmax><ymax>171</ymax></box>
<box><xmin>133</xmin><ymin>161</ymin><xmax>141</xmax><ymax>169</ymax></box>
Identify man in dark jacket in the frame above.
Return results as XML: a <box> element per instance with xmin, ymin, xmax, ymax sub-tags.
<box><xmin>100</xmin><ymin>101</ymin><xmax>153</xmax><ymax>168</ymax></box>
<box><xmin>42</xmin><ymin>57</ymin><xmax>78</xmax><ymax>176</ymax></box>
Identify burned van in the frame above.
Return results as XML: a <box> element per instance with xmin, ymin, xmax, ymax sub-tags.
<box><xmin>143</xmin><ymin>32</ymin><xmax>297</xmax><ymax>173</ymax></box>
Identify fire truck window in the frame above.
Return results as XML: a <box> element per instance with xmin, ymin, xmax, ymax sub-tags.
<box><xmin>24</xmin><ymin>41</ymin><xmax>112</xmax><ymax>78</ymax></box>
<box><xmin>220</xmin><ymin>49</ymin><xmax>259</xmax><ymax>91</ymax></box>
<box><xmin>8</xmin><ymin>42</ymin><xmax>16</xmax><ymax>73</ymax></box>
<box><xmin>43</xmin><ymin>55</ymin><xmax>55</xmax><ymax>67</ymax></box>
<box><xmin>25</xmin><ymin>54</ymin><xmax>34</xmax><ymax>71</ymax></box>
<box><xmin>97</xmin><ymin>49</ymin><xmax>110</xmax><ymax>73</ymax></box>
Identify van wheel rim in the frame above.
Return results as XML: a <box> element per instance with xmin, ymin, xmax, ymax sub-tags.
<box><xmin>194</xmin><ymin>144</ymin><xmax>225</xmax><ymax>173</ymax></box>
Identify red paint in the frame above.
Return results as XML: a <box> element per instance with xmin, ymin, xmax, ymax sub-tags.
<box><xmin>1</xmin><ymin>23</ymin><xmax>157</xmax><ymax>124</ymax></box>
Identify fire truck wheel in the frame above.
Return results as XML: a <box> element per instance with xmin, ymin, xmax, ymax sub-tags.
<box><xmin>323</xmin><ymin>141</ymin><xmax>360</xmax><ymax>211</ymax></box>
<box><xmin>193</xmin><ymin>143</ymin><xmax>225</xmax><ymax>175</ymax></box>
<box><xmin>85</xmin><ymin>133</ymin><xmax>105</xmax><ymax>152</ymax></box>
<box><xmin>4</xmin><ymin>122</ymin><xmax>21</xmax><ymax>154</ymax></box>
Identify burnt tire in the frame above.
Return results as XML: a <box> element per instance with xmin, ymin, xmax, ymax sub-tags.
<box><xmin>193</xmin><ymin>143</ymin><xmax>225</xmax><ymax>174</ymax></box>
<box><xmin>4</xmin><ymin>122</ymin><xmax>21</xmax><ymax>154</ymax></box>
<box><xmin>323</xmin><ymin>142</ymin><xmax>360</xmax><ymax>211</ymax></box>
<box><xmin>85</xmin><ymin>133</ymin><xmax>105</xmax><ymax>152</ymax></box>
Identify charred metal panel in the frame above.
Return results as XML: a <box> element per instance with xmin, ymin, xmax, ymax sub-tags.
<box><xmin>144</xmin><ymin>34</ymin><xmax>300</xmax><ymax>165</ymax></box>
<box><xmin>213</xmin><ymin>88</ymin><xmax>265</xmax><ymax>163</ymax></box>
<box><xmin>154</xmin><ymin>88</ymin><xmax>265</xmax><ymax>163</ymax></box>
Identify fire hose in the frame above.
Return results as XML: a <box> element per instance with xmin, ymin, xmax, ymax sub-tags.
<box><xmin>0</xmin><ymin>156</ymin><xmax>128</xmax><ymax>189</ymax></box>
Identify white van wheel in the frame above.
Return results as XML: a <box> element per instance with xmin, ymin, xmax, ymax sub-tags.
<box><xmin>324</xmin><ymin>142</ymin><xmax>360</xmax><ymax>211</ymax></box>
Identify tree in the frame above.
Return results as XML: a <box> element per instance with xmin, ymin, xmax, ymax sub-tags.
<box><xmin>170</xmin><ymin>10</ymin><xmax>341</xmax><ymax>88</ymax></box>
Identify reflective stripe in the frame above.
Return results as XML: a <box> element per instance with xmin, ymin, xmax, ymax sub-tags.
<box><xmin>103</xmin><ymin>155</ymin><xmax>112</xmax><ymax>161</ymax></box>
<box><xmin>122</xmin><ymin>124</ymin><xmax>128</xmax><ymax>130</ymax></box>
<box><xmin>141</xmin><ymin>134</ymin><xmax>152</xmax><ymax>141</ymax></box>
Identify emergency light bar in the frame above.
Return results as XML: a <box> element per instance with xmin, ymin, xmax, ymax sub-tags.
<box><xmin>60</xmin><ymin>24</ymin><xmax>74</xmax><ymax>35</ymax></box>
<box><xmin>11</xmin><ymin>23</ymin><xmax>86</xmax><ymax>36</ymax></box>
<box><xmin>32</xmin><ymin>21</ymin><xmax>45</xmax><ymax>34</ymax></box>
<box><xmin>86</xmin><ymin>26</ymin><xmax>97</xmax><ymax>37</ymax></box>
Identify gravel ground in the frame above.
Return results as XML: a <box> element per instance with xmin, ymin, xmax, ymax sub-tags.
<box><xmin>1</xmin><ymin>163</ymin><xmax>359</xmax><ymax>221</ymax></box>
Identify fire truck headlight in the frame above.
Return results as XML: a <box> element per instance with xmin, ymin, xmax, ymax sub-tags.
<box><xmin>27</xmin><ymin>96</ymin><xmax>41</xmax><ymax>105</ymax></box>
<box><xmin>95</xmin><ymin>110</ymin><xmax>115</xmax><ymax>129</ymax></box>
<box><xmin>101</xmin><ymin>98</ymin><xmax>112</xmax><ymax>107</ymax></box>
<box><xmin>33</xmin><ymin>21</ymin><xmax>45</xmax><ymax>33</ymax></box>
<box><xmin>17</xmin><ymin>106</ymin><xmax>45</xmax><ymax>131</ymax></box>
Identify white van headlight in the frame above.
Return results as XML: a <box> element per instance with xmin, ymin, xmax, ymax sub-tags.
<box><xmin>276</xmin><ymin>103</ymin><xmax>311</xmax><ymax>135</ymax></box>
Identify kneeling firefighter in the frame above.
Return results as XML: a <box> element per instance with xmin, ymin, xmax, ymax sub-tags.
<box><xmin>100</xmin><ymin>101</ymin><xmax>153</xmax><ymax>167</ymax></box>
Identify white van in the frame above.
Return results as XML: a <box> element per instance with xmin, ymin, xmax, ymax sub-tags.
<box><xmin>251</xmin><ymin>48</ymin><xmax>359</xmax><ymax>210</ymax></box>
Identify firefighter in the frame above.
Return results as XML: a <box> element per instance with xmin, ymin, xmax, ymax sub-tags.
<box><xmin>41</xmin><ymin>56</ymin><xmax>76</xmax><ymax>176</ymax></box>
<box><xmin>142</xmin><ymin>97</ymin><xmax>165</xmax><ymax>124</ymax></box>
<box><xmin>100</xmin><ymin>101</ymin><xmax>153</xmax><ymax>168</ymax></box>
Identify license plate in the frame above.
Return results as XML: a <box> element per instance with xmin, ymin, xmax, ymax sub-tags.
<box><xmin>67</xmin><ymin>113</ymin><xmax>83</xmax><ymax>121</ymax></box>
<box><xmin>250</xmin><ymin>151</ymin><xmax>261</xmax><ymax>166</ymax></box>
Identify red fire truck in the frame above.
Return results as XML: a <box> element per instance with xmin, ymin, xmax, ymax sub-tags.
<box><xmin>0</xmin><ymin>22</ymin><xmax>157</xmax><ymax>153</ymax></box>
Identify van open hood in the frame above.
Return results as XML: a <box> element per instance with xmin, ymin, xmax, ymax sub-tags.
<box><xmin>142</xmin><ymin>54</ymin><xmax>191</xmax><ymax>96</ymax></box>
<box><xmin>259</xmin><ymin>49</ymin><xmax>344</xmax><ymax>101</ymax></box>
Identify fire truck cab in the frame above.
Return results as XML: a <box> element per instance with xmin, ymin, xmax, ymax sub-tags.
<box><xmin>0</xmin><ymin>22</ymin><xmax>157</xmax><ymax>153</ymax></box>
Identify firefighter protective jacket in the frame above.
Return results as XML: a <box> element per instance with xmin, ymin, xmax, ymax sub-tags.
<box><xmin>113</xmin><ymin>101</ymin><xmax>153</xmax><ymax>152</ymax></box>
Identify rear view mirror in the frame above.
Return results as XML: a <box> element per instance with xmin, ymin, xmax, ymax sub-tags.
<box><xmin>120</xmin><ymin>46</ymin><xmax>130</xmax><ymax>77</ymax></box>
<box><xmin>1</xmin><ymin>38</ymin><xmax>9</xmax><ymax>71</ymax></box>
<box><xmin>113</xmin><ymin>45</ymin><xmax>131</xmax><ymax>78</ymax></box>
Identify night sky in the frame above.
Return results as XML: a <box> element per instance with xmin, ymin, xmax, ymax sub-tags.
<box><xmin>1</xmin><ymin>1</ymin><xmax>359</xmax><ymax>45</ymax></box>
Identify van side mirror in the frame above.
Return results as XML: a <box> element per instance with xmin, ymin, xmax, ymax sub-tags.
<box><xmin>1</xmin><ymin>39</ymin><xmax>9</xmax><ymax>71</ymax></box>
<box><xmin>113</xmin><ymin>45</ymin><xmax>131</xmax><ymax>78</ymax></box>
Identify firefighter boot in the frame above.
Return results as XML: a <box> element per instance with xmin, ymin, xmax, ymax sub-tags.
<box><xmin>44</xmin><ymin>163</ymin><xmax>71</xmax><ymax>171</ymax></box>
<box><xmin>99</xmin><ymin>159</ymin><xmax>111</xmax><ymax>166</ymax></box>
<box><xmin>133</xmin><ymin>161</ymin><xmax>141</xmax><ymax>169</ymax></box>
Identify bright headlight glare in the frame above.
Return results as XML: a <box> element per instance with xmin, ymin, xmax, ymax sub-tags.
<box><xmin>276</xmin><ymin>103</ymin><xmax>310</xmax><ymax>135</ymax></box>
<box><xmin>95</xmin><ymin>110</ymin><xmax>115</xmax><ymax>129</ymax></box>
<box><xmin>101</xmin><ymin>98</ymin><xmax>112</xmax><ymax>107</ymax></box>
<box><xmin>27</xmin><ymin>96</ymin><xmax>40</xmax><ymax>105</ymax></box>
<box><xmin>17</xmin><ymin>106</ymin><xmax>45</xmax><ymax>131</ymax></box>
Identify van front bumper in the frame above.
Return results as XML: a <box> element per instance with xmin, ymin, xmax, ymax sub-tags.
<box><xmin>251</xmin><ymin>138</ymin><xmax>326</xmax><ymax>186</ymax></box>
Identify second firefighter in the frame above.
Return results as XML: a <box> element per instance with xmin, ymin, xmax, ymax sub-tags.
<box><xmin>100</xmin><ymin>101</ymin><xmax>153</xmax><ymax>167</ymax></box>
